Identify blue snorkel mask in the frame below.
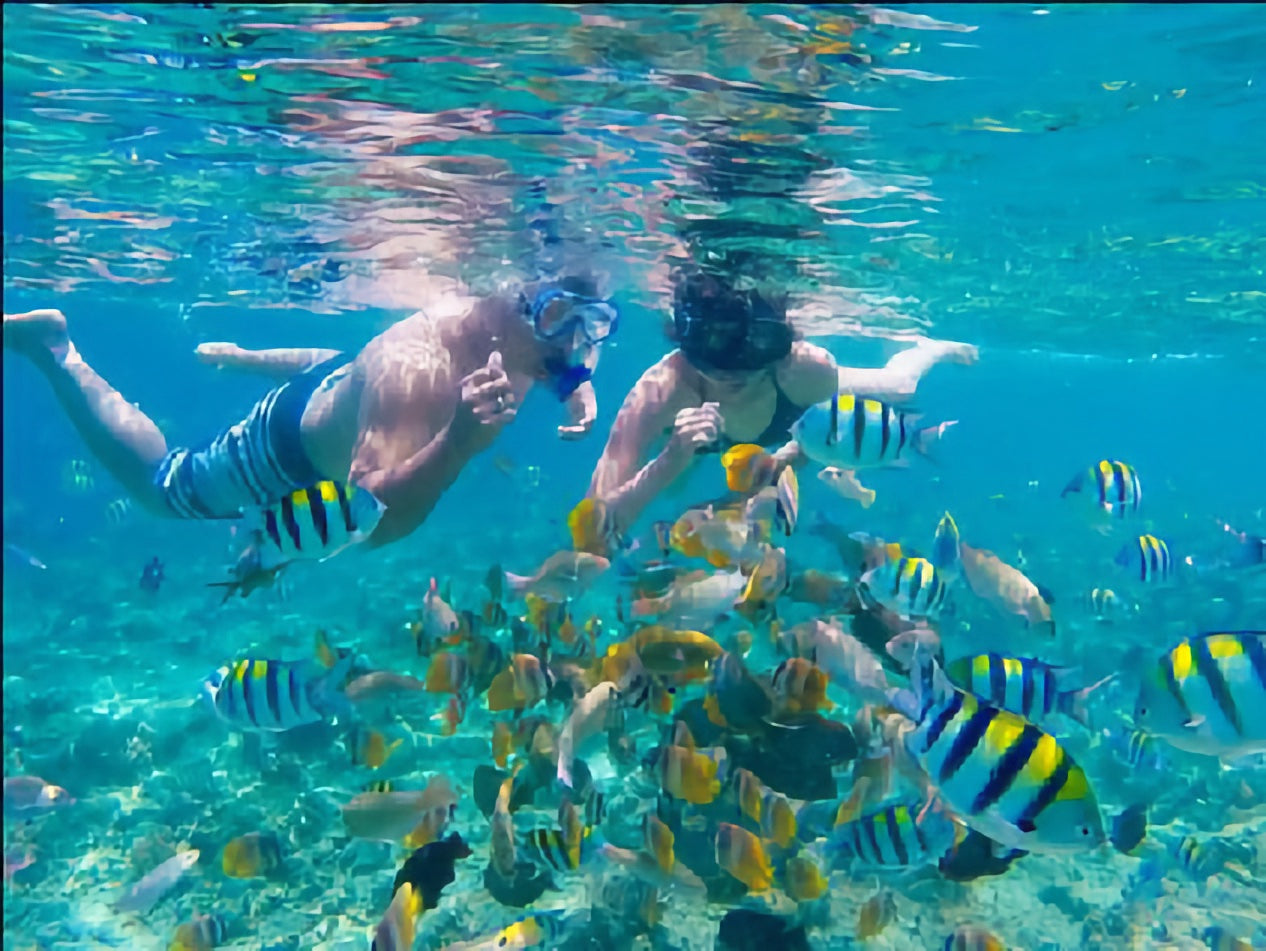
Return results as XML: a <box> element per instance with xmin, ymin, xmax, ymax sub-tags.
<box><xmin>523</xmin><ymin>287</ymin><xmax>619</xmax><ymax>399</ymax></box>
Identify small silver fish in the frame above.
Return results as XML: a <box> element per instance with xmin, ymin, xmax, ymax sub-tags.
<box><xmin>112</xmin><ymin>849</ymin><xmax>200</xmax><ymax>915</ymax></box>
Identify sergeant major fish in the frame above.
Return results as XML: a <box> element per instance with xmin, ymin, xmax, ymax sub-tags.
<box><xmin>247</xmin><ymin>480</ymin><xmax>382</xmax><ymax>568</ymax></box>
<box><xmin>1115</xmin><ymin>534</ymin><xmax>1174</xmax><ymax>584</ymax></box>
<box><xmin>208</xmin><ymin>480</ymin><xmax>383</xmax><ymax>600</ymax></box>
<box><xmin>860</xmin><ymin>556</ymin><xmax>950</xmax><ymax>620</ymax></box>
<box><xmin>204</xmin><ymin>654</ymin><xmax>353</xmax><ymax>732</ymax></box>
<box><xmin>945</xmin><ymin>653</ymin><xmax>1111</xmax><ymax>728</ymax></box>
<box><xmin>828</xmin><ymin>800</ymin><xmax>961</xmax><ymax>870</ymax></box>
<box><xmin>791</xmin><ymin>392</ymin><xmax>957</xmax><ymax>471</ymax></box>
<box><xmin>1134</xmin><ymin>630</ymin><xmax>1266</xmax><ymax>759</ymax></box>
<box><xmin>1061</xmin><ymin>459</ymin><xmax>1141</xmax><ymax>519</ymax></box>
<box><xmin>889</xmin><ymin>646</ymin><xmax>1105</xmax><ymax>854</ymax></box>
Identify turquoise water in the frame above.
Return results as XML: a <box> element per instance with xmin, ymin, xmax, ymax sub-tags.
<box><xmin>3</xmin><ymin>4</ymin><xmax>1264</xmax><ymax>950</ymax></box>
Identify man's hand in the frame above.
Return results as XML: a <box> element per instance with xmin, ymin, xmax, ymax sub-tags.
<box><xmin>452</xmin><ymin>350</ymin><xmax>516</xmax><ymax>450</ymax></box>
<box><xmin>558</xmin><ymin>380</ymin><xmax>597</xmax><ymax>441</ymax></box>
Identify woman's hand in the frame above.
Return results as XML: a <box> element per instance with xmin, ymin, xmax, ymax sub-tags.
<box><xmin>666</xmin><ymin>401</ymin><xmax>723</xmax><ymax>458</ymax></box>
<box><xmin>771</xmin><ymin>439</ymin><xmax>804</xmax><ymax>473</ymax></box>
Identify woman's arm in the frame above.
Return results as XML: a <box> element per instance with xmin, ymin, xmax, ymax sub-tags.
<box><xmin>587</xmin><ymin>353</ymin><xmax>701</xmax><ymax>533</ymax></box>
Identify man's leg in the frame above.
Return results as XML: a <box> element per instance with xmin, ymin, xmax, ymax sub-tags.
<box><xmin>4</xmin><ymin>308</ymin><xmax>170</xmax><ymax>513</ymax></box>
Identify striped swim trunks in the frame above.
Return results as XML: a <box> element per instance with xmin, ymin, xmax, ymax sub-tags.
<box><xmin>154</xmin><ymin>353</ymin><xmax>352</xmax><ymax>519</ymax></box>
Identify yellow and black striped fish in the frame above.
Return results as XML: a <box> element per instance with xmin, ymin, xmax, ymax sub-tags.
<box><xmin>1134</xmin><ymin>630</ymin><xmax>1266</xmax><ymax>758</ymax></box>
<box><xmin>519</xmin><ymin>825</ymin><xmax>591</xmax><ymax>875</ymax></box>
<box><xmin>1061</xmin><ymin>459</ymin><xmax>1141</xmax><ymax>518</ymax></box>
<box><xmin>205</xmin><ymin>654</ymin><xmax>352</xmax><ymax>733</ymax></box>
<box><xmin>520</xmin><ymin>801</ymin><xmax>592</xmax><ymax>875</ymax></box>
<box><xmin>1115</xmin><ymin>534</ymin><xmax>1173</xmax><ymax>583</ymax></box>
<box><xmin>945</xmin><ymin>653</ymin><xmax>1103</xmax><ymax>727</ymax></box>
<box><xmin>169</xmin><ymin>912</ymin><xmax>229</xmax><ymax>951</ymax></box>
<box><xmin>791</xmin><ymin>393</ymin><xmax>956</xmax><ymax>471</ymax></box>
<box><xmin>859</xmin><ymin>556</ymin><xmax>950</xmax><ymax>619</ymax></box>
<box><xmin>893</xmin><ymin>648</ymin><xmax>1104</xmax><ymax>854</ymax></box>
<box><xmin>1083</xmin><ymin>587</ymin><xmax>1133</xmax><ymax>620</ymax></box>
<box><xmin>250</xmin><ymin>481</ymin><xmax>384</xmax><ymax>568</ymax></box>
<box><xmin>830</xmin><ymin>800</ymin><xmax>959</xmax><ymax>869</ymax></box>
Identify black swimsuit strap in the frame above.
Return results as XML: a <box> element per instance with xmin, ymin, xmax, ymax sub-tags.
<box><xmin>698</xmin><ymin>383</ymin><xmax>804</xmax><ymax>454</ymax></box>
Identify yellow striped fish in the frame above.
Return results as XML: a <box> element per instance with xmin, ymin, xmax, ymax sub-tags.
<box><xmin>945</xmin><ymin>654</ymin><xmax>1106</xmax><ymax>728</ymax></box>
<box><xmin>1134</xmin><ymin>631</ymin><xmax>1266</xmax><ymax>758</ymax></box>
<box><xmin>1083</xmin><ymin>587</ymin><xmax>1134</xmax><ymax>620</ymax></box>
<box><xmin>204</xmin><ymin>654</ymin><xmax>353</xmax><ymax>732</ymax></box>
<box><xmin>1115</xmin><ymin>534</ymin><xmax>1173</xmax><ymax>583</ymax></box>
<box><xmin>829</xmin><ymin>800</ymin><xmax>959</xmax><ymax>869</ymax></box>
<box><xmin>1061</xmin><ymin>459</ymin><xmax>1142</xmax><ymax>518</ymax></box>
<box><xmin>892</xmin><ymin>647</ymin><xmax>1104</xmax><ymax>854</ymax></box>
<box><xmin>859</xmin><ymin>556</ymin><xmax>950</xmax><ymax>619</ymax></box>
<box><xmin>519</xmin><ymin>801</ymin><xmax>592</xmax><ymax>876</ymax></box>
<box><xmin>250</xmin><ymin>480</ymin><xmax>384</xmax><ymax>569</ymax></box>
<box><xmin>791</xmin><ymin>392</ymin><xmax>957</xmax><ymax>471</ymax></box>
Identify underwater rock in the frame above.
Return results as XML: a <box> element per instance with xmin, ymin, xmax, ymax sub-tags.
<box><xmin>482</xmin><ymin>859</ymin><xmax>551</xmax><ymax>907</ymax></box>
<box><xmin>69</xmin><ymin>713</ymin><xmax>147</xmax><ymax>787</ymax></box>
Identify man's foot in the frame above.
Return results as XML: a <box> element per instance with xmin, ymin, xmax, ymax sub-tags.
<box><xmin>915</xmin><ymin>336</ymin><xmax>979</xmax><ymax>366</ymax></box>
<box><xmin>194</xmin><ymin>341</ymin><xmax>247</xmax><ymax>370</ymax></box>
<box><xmin>3</xmin><ymin>309</ymin><xmax>70</xmax><ymax>364</ymax></box>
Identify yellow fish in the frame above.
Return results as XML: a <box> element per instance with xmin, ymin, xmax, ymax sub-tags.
<box><xmin>642</xmin><ymin>813</ymin><xmax>676</xmax><ymax>874</ymax></box>
<box><xmin>714</xmin><ymin>823</ymin><xmax>773</xmax><ymax>892</ymax></box>
<box><xmin>658</xmin><ymin>744</ymin><xmax>725</xmax><ymax>805</ymax></box>
<box><xmin>760</xmin><ymin>790</ymin><xmax>797</xmax><ymax>849</ymax></box>
<box><xmin>567</xmin><ymin>497</ymin><xmax>619</xmax><ymax>556</ymax></box>
<box><xmin>721</xmin><ymin>443</ymin><xmax>777</xmax><ymax>493</ymax></box>
<box><xmin>354</xmin><ymin>728</ymin><xmax>402</xmax><ymax>770</ymax></box>
<box><xmin>784</xmin><ymin>855</ymin><xmax>828</xmax><ymax>903</ymax></box>
<box><xmin>856</xmin><ymin>888</ymin><xmax>898</xmax><ymax>940</ymax></box>
<box><xmin>221</xmin><ymin>831</ymin><xmax>283</xmax><ymax>879</ymax></box>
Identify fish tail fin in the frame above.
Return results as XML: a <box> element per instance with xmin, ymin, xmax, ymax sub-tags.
<box><xmin>911</xmin><ymin>420</ymin><xmax>958</xmax><ymax>463</ymax></box>
<box><xmin>312</xmin><ymin>652</ymin><xmax>356</xmax><ymax>719</ymax></box>
<box><xmin>889</xmin><ymin>640</ymin><xmax>947</xmax><ymax>721</ymax></box>
<box><xmin>1060</xmin><ymin>673</ymin><xmax>1116</xmax><ymax>728</ymax></box>
<box><xmin>1059</xmin><ymin>470</ymin><xmax>1087</xmax><ymax>499</ymax></box>
<box><xmin>504</xmin><ymin>570</ymin><xmax>531</xmax><ymax>599</ymax></box>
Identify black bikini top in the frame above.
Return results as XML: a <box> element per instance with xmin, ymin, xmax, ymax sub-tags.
<box><xmin>693</xmin><ymin>383</ymin><xmax>805</xmax><ymax>454</ymax></box>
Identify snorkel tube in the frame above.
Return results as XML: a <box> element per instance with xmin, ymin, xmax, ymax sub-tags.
<box><xmin>523</xmin><ymin>283</ymin><xmax>619</xmax><ymax>401</ymax></box>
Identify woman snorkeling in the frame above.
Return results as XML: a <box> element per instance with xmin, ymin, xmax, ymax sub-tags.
<box><xmin>586</xmin><ymin>263</ymin><xmax>976</xmax><ymax>538</ymax></box>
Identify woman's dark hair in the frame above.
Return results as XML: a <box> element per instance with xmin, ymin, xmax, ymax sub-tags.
<box><xmin>670</xmin><ymin>259</ymin><xmax>796</xmax><ymax>372</ymax></box>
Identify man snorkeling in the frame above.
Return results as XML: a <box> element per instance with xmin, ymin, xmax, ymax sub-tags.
<box><xmin>4</xmin><ymin>273</ymin><xmax>617</xmax><ymax>546</ymax></box>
